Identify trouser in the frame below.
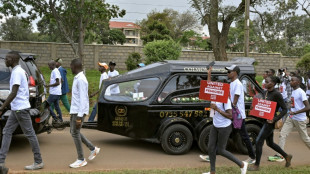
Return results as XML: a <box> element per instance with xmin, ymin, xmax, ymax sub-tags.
<box><xmin>0</xmin><ymin>109</ymin><xmax>42</xmax><ymax>164</ymax></box>
<box><xmin>208</xmin><ymin>124</ymin><xmax>243</xmax><ymax>172</ymax></box>
<box><xmin>307</xmin><ymin>97</ymin><xmax>310</xmax><ymax>121</ymax></box>
<box><xmin>237</xmin><ymin>119</ymin><xmax>256</xmax><ymax>159</ymax></box>
<box><xmin>88</xmin><ymin>104</ymin><xmax>97</xmax><ymax>122</ymax></box>
<box><xmin>278</xmin><ymin>117</ymin><xmax>310</xmax><ymax>153</ymax></box>
<box><xmin>47</xmin><ymin>94</ymin><xmax>62</xmax><ymax>121</ymax></box>
<box><xmin>51</xmin><ymin>94</ymin><xmax>70</xmax><ymax>112</ymax></box>
<box><xmin>255</xmin><ymin>123</ymin><xmax>288</xmax><ymax>166</ymax></box>
<box><xmin>70</xmin><ymin>114</ymin><xmax>95</xmax><ymax>160</ymax></box>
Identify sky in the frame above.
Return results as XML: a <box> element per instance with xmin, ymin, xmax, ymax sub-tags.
<box><xmin>104</xmin><ymin>0</ymin><xmax>259</xmax><ymax>35</ymax></box>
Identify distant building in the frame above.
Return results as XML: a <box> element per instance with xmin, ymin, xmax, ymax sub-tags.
<box><xmin>109</xmin><ymin>21</ymin><xmax>142</xmax><ymax>46</ymax></box>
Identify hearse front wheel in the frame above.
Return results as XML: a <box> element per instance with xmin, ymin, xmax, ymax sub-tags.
<box><xmin>161</xmin><ymin>124</ymin><xmax>193</xmax><ymax>155</ymax></box>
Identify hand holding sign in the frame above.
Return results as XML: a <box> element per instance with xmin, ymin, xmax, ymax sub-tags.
<box><xmin>199</xmin><ymin>80</ymin><xmax>230</xmax><ymax>103</ymax></box>
<box><xmin>249</xmin><ymin>98</ymin><xmax>277</xmax><ymax>120</ymax></box>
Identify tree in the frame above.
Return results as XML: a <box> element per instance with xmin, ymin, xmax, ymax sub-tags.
<box><xmin>143</xmin><ymin>40</ymin><xmax>181</xmax><ymax>64</ymax></box>
<box><xmin>141</xmin><ymin>21</ymin><xmax>171</xmax><ymax>44</ymax></box>
<box><xmin>139</xmin><ymin>9</ymin><xmax>201</xmax><ymax>40</ymax></box>
<box><xmin>0</xmin><ymin>0</ymin><xmax>125</xmax><ymax>63</ymax></box>
<box><xmin>125</xmin><ymin>52</ymin><xmax>142</xmax><ymax>71</ymax></box>
<box><xmin>108</xmin><ymin>29</ymin><xmax>126</xmax><ymax>45</ymax></box>
<box><xmin>190</xmin><ymin>0</ymin><xmax>259</xmax><ymax>61</ymax></box>
<box><xmin>296</xmin><ymin>52</ymin><xmax>310</xmax><ymax>73</ymax></box>
<box><xmin>0</xmin><ymin>17</ymin><xmax>37</xmax><ymax>41</ymax></box>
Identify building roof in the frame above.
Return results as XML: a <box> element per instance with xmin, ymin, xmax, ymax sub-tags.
<box><xmin>109</xmin><ymin>21</ymin><xmax>141</xmax><ymax>29</ymax></box>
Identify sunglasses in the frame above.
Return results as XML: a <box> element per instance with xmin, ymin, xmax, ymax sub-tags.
<box><xmin>227</xmin><ymin>71</ymin><xmax>233</xmax><ymax>74</ymax></box>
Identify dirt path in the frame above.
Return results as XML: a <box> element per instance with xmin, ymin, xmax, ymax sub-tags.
<box><xmin>4</xmin><ymin>127</ymin><xmax>310</xmax><ymax>173</ymax></box>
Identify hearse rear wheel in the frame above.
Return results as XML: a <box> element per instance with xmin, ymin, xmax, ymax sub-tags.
<box><xmin>198</xmin><ymin>125</ymin><xmax>212</xmax><ymax>154</ymax></box>
<box><xmin>161</xmin><ymin>124</ymin><xmax>193</xmax><ymax>155</ymax></box>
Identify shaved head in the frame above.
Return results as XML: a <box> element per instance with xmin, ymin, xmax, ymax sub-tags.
<box><xmin>48</xmin><ymin>60</ymin><xmax>56</xmax><ymax>66</ymax></box>
<box><xmin>7</xmin><ymin>51</ymin><xmax>20</xmax><ymax>62</ymax></box>
<box><xmin>70</xmin><ymin>58</ymin><xmax>83</xmax><ymax>75</ymax></box>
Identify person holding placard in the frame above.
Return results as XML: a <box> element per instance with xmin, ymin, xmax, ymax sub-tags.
<box><xmin>248</xmin><ymin>76</ymin><xmax>292</xmax><ymax>171</ymax></box>
<box><xmin>202</xmin><ymin>67</ymin><xmax>248</xmax><ymax>174</ymax></box>
<box><xmin>273</xmin><ymin>76</ymin><xmax>310</xmax><ymax>161</ymax></box>
<box><xmin>226</xmin><ymin>65</ymin><xmax>256</xmax><ymax>164</ymax></box>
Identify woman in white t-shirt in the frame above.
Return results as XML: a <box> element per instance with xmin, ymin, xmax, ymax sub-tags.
<box><xmin>202</xmin><ymin>67</ymin><xmax>247</xmax><ymax>174</ymax></box>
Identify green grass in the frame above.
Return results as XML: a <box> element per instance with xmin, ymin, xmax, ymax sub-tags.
<box><xmin>40</xmin><ymin>66</ymin><xmax>127</xmax><ymax>116</ymax></box>
<box><xmin>32</xmin><ymin>165</ymin><xmax>310</xmax><ymax>174</ymax></box>
<box><xmin>256</xmin><ymin>75</ymin><xmax>263</xmax><ymax>86</ymax></box>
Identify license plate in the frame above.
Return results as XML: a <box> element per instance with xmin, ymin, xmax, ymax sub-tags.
<box><xmin>42</xmin><ymin>95</ymin><xmax>46</xmax><ymax>103</ymax></box>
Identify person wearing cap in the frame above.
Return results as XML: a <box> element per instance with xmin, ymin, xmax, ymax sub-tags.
<box><xmin>50</xmin><ymin>58</ymin><xmax>71</xmax><ymax>113</ymax></box>
<box><xmin>226</xmin><ymin>64</ymin><xmax>256</xmax><ymax>164</ymax></box>
<box><xmin>108</xmin><ymin>61</ymin><xmax>120</xmax><ymax>95</ymax></box>
<box><xmin>137</xmin><ymin>63</ymin><xmax>145</xmax><ymax>68</ymax></box>
<box><xmin>88</xmin><ymin>62</ymin><xmax>110</xmax><ymax>121</ymax></box>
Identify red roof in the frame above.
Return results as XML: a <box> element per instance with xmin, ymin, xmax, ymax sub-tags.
<box><xmin>109</xmin><ymin>21</ymin><xmax>141</xmax><ymax>29</ymax></box>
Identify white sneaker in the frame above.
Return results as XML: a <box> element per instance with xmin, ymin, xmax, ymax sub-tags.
<box><xmin>199</xmin><ymin>155</ymin><xmax>210</xmax><ymax>162</ymax></box>
<box><xmin>244</xmin><ymin>158</ymin><xmax>256</xmax><ymax>164</ymax></box>
<box><xmin>202</xmin><ymin>172</ymin><xmax>210</xmax><ymax>174</ymax></box>
<box><xmin>69</xmin><ymin>159</ymin><xmax>87</xmax><ymax>168</ymax></box>
<box><xmin>241</xmin><ymin>161</ymin><xmax>248</xmax><ymax>174</ymax></box>
<box><xmin>88</xmin><ymin>147</ymin><xmax>100</xmax><ymax>161</ymax></box>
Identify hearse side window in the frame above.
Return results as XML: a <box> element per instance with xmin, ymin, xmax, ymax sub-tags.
<box><xmin>171</xmin><ymin>92</ymin><xmax>208</xmax><ymax>104</ymax></box>
<box><xmin>0</xmin><ymin>58</ymin><xmax>10</xmax><ymax>83</ymax></box>
<box><xmin>158</xmin><ymin>74</ymin><xmax>228</xmax><ymax>103</ymax></box>
<box><xmin>241</xmin><ymin>76</ymin><xmax>261</xmax><ymax>102</ymax></box>
<box><xmin>104</xmin><ymin>77</ymin><xmax>160</xmax><ymax>102</ymax></box>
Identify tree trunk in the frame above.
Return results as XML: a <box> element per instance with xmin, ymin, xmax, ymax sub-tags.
<box><xmin>78</xmin><ymin>0</ymin><xmax>85</xmax><ymax>63</ymax></box>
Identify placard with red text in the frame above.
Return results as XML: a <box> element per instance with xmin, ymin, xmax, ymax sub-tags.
<box><xmin>249</xmin><ymin>98</ymin><xmax>277</xmax><ymax>120</ymax></box>
<box><xmin>199</xmin><ymin>80</ymin><xmax>230</xmax><ymax>103</ymax></box>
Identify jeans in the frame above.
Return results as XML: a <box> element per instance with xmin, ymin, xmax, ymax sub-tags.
<box><xmin>278</xmin><ymin>118</ymin><xmax>310</xmax><ymax>152</ymax></box>
<box><xmin>70</xmin><ymin>114</ymin><xmax>95</xmax><ymax>160</ymax></box>
<box><xmin>255</xmin><ymin>122</ymin><xmax>287</xmax><ymax>166</ymax></box>
<box><xmin>47</xmin><ymin>94</ymin><xmax>62</xmax><ymax>121</ymax></box>
<box><xmin>208</xmin><ymin>124</ymin><xmax>243</xmax><ymax>172</ymax></box>
<box><xmin>88</xmin><ymin>104</ymin><xmax>97</xmax><ymax>122</ymax></box>
<box><xmin>0</xmin><ymin>109</ymin><xmax>42</xmax><ymax>164</ymax></box>
<box><xmin>237</xmin><ymin>119</ymin><xmax>256</xmax><ymax>159</ymax></box>
<box><xmin>51</xmin><ymin>94</ymin><xmax>70</xmax><ymax>112</ymax></box>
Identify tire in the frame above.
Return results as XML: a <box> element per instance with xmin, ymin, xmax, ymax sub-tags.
<box><xmin>161</xmin><ymin>124</ymin><xmax>193</xmax><ymax>155</ymax></box>
<box><xmin>198</xmin><ymin>125</ymin><xmax>212</xmax><ymax>154</ymax></box>
<box><xmin>234</xmin><ymin>124</ymin><xmax>261</xmax><ymax>154</ymax></box>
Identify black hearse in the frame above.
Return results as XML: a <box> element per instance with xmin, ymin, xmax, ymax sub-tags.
<box><xmin>94</xmin><ymin>58</ymin><xmax>264</xmax><ymax>155</ymax></box>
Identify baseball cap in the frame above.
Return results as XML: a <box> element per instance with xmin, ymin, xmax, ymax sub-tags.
<box><xmin>225</xmin><ymin>64</ymin><xmax>240</xmax><ymax>74</ymax></box>
<box><xmin>109</xmin><ymin>61</ymin><xmax>116</xmax><ymax>66</ymax></box>
<box><xmin>98</xmin><ymin>62</ymin><xmax>108</xmax><ymax>69</ymax></box>
<box><xmin>137</xmin><ymin>63</ymin><xmax>145</xmax><ymax>67</ymax></box>
<box><xmin>55</xmin><ymin>58</ymin><xmax>63</xmax><ymax>63</ymax></box>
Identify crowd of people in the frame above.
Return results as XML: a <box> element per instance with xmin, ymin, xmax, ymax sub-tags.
<box><xmin>201</xmin><ymin>66</ymin><xmax>310</xmax><ymax>174</ymax></box>
<box><xmin>0</xmin><ymin>52</ymin><xmax>309</xmax><ymax>174</ymax></box>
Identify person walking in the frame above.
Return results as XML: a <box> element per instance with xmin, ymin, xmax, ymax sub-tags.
<box><xmin>0</xmin><ymin>51</ymin><xmax>44</xmax><ymax>173</ymax></box>
<box><xmin>306</xmin><ymin>71</ymin><xmax>310</xmax><ymax>126</ymax></box>
<box><xmin>88</xmin><ymin>62</ymin><xmax>110</xmax><ymax>122</ymax></box>
<box><xmin>271</xmin><ymin>75</ymin><xmax>310</xmax><ymax>162</ymax></box>
<box><xmin>262</xmin><ymin>71</ymin><xmax>268</xmax><ymax>89</ymax></box>
<box><xmin>226</xmin><ymin>64</ymin><xmax>256</xmax><ymax>164</ymax></box>
<box><xmin>248</xmin><ymin>76</ymin><xmax>292</xmax><ymax>171</ymax></box>
<box><xmin>108</xmin><ymin>61</ymin><xmax>120</xmax><ymax>95</ymax></box>
<box><xmin>202</xmin><ymin>66</ymin><xmax>248</xmax><ymax>174</ymax></box>
<box><xmin>50</xmin><ymin>58</ymin><xmax>70</xmax><ymax>112</ymax></box>
<box><xmin>45</xmin><ymin>60</ymin><xmax>63</xmax><ymax>122</ymax></box>
<box><xmin>69</xmin><ymin>59</ymin><xmax>100</xmax><ymax>168</ymax></box>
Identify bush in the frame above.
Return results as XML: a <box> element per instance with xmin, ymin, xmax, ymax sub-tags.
<box><xmin>125</xmin><ymin>52</ymin><xmax>142</xmax><ymax>71</ymax></box>
<box><xmin>296</xmin><ymin>52</ymin><xmax>310</xmax><ymax>73</ymax></box>
<box><xmin>143</xmin><ymin>40</ymin><xmax>181</xmax><ymax>64</ymax></box>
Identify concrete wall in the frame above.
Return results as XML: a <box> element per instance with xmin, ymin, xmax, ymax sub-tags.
<box><xmin>0</xmin><ymin>41</ymin><xmax>300</xmax><ymax>75</ymax></box>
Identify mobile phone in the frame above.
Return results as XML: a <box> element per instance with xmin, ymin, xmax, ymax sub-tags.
<box><xmin>206</xmin><ymin>61</ymin><xmax>215</xmax><ymax>69</ymax></box>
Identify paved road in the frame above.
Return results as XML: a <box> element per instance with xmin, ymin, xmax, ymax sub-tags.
<box><xmin>4</xmin><ymin>127</ymin><xmax>310</xmax><ymax>173</ymax></box>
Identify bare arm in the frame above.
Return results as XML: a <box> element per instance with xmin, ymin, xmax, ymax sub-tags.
<box><xmin>289</xmin><ymin>100</ymin><xmax>310</xmax><ymax>115</ymax></box>
<box><xmin>207</xmin><ymin>66</ymin><xmax>212</xmax><ymax>82</ymax></box>
<box><xmin>233</xmin><ymin>94</ymin><xmax>240</xmax><ymax>107</ymax></box>
<box><xmin>45</xmin><ymin>78</ymin><xmax>60</xmax><ymax>88</ymax></box>
<box><xmin>210</xmin><ymin>103</ymin><xmax>232</xmax><ymax>119</ymax></box>
<box><xmin>0</xmin><ymin>85</ymin><xmax>19</xmax><ymax>114</ymax></box>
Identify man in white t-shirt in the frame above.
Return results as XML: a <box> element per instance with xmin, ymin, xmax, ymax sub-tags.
<box><xmin>278</xmin><ymin>76</ymin><xmax>310</xmax><ymax>154</ymax></box>
<box><xmin>108</xmin><ymin>61</ymin><xmax>120</xmax><ymax>95</ymax></box>
<box><xmin>226</xmin><ymin>64</ymin><xmax>256</xmax><ymax>164</ymax></box>
<box><xmin>88</xmin><ymin>62</ymin><xmax>110</xmax><ymax>121</ymax></box>
<box><xmin>306</xmin><ymin>71</ymin><xmax>310</xmax><ymax>125</ymax></box>
<box><xmin>0</xmin><ymin>51</ymin><xmax>43</xmax><ymax>172</ymax></box>
<box><xmin>45</xmin><ymin>60</ymin><xmax>62</xmax><ymax>122</ymax></box>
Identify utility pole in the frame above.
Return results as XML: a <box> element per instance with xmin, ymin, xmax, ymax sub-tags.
<box><xmin>244</xmin><ymin>0</ymin><xmax>250</xmax><ymax>57</ymax></box>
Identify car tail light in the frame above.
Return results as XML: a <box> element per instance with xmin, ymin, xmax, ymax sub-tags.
<box><xmin>28</xmin><ymin>76</ymin><xmax>36</xmax><ymax>97</ymax></box>
<box><xmin>204</xmin><ymin>107</ymin><xmax>211</xmax><ymax>111</ymax></box>
<box><xmin>35</xmin><ymin>117</ymin><xmax>41</xmax><ymax>123</ymax></box>
<box><xmin>29</xmin><ymin>76</ymin><xmax>36</xmax><ymax>86</ymax></box>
